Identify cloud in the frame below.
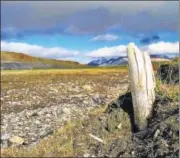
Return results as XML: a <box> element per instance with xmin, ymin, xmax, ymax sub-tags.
<box><xmin>1</xmin><ymin>41</ymin><xmax>79</xmax><ymax>59</ymax></box>
<box><xmin>1</xmin><ymin>41</ymin><xmax>178</xmax><ymax>62</ymax></box>
<box><xmin>152</xmin><ymin>35</ymin><xmax>160</xmax><ymax>41</ymax></box>
<box><xmin>140</xmin><ymin>35</ymin><xmax>160</xmax><ymax>45</ymax></box>
<box><xmin>86</xmin><ymin>41</ymin><xmax>179</xmax><ymax>58</ymax></box>
<box><xmin>86</xmin><ymin>45</ymin><xmax>127</xmax><ymax>57</ymax></box>
<box><xmin>91</xmin><ymin>34</ymin><xmax>119</xmax><ymax>41</ymax></box>
<box><xmin>1</xmin><ymin>1</ymin><xmax>178</xmax><ymax>38</ymax></box>
<box><xmin>64</xmin><ymin>7</ymin><xmax>120</xmax><ymax>35</ymax></box>
<box><xmin>143</xmin><ymin>41</ymin><xmax>179</xmax><ymax>54</ymax></box>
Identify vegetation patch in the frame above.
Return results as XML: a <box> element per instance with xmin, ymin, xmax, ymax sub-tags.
<box><xmin>157</xmin><ymin>64</ymin><xmax>179</xmax><ymax>84</ymax></box>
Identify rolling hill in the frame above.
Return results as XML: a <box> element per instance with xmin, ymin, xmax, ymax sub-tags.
<box><xmin>1</xmin><ymin>51</ymin><xmax>87</xmax><ymax>70</ymax></box>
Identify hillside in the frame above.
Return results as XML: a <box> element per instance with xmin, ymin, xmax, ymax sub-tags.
<box><xmin>1</xmin><ymin>51</ymin><xmax>87</xmax><ymax>69</ymax></box>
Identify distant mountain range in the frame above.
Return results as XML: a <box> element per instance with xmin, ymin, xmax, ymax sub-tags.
<box><xmin>88</xmin><ymin>56</ymin><xmax>128</xmax><ymax>66</ymax></box>
<box><xmin>88</xmin><ymin>54</ymin><xmax>177</xmax><ymax>66</ymax></box>
<box><xmin>1</xmin><ymin>51</ymin><xmax>87</xmax><ymax>70</ymax></box>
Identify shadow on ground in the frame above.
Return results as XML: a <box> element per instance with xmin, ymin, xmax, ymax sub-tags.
<box><xmin>105</xmin><ymin>92</ymin><xmax>139</xmax><ymax>133</ymax></box>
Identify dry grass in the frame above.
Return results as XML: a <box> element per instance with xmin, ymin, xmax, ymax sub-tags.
<box><xmin>1</xmin><ymin>68</ymin><xmax>127</xmax><ymax>75</ymax></box>
<box><xmin>1</xmin><ymin>106</ymin><xmax>107</xmax><ymax>157</ymax></box>
<box><xmin>1</xmin><ymin>68</ymin><xmax>129</xmax><ymax>157</ymax></box>
<box><xmin>1</xmin><ymin>68</ymin><xmax>128</xmax><ymax>114</ymax></box>
<box><xmin>1</xmin><ymin>66</ymin><xmax>178</xmax><ymax>157</ymax></box>
<box><xmin>156</xmin><ymin>78</ymin><xmax>179</xmax><ymax>102</ymax></box>
<box><xmin>1</xmin><ymin>104</ymin><xmax>132</xmax><ymax>157</ymax></box>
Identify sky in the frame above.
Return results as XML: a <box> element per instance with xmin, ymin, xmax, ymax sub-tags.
<box><xmin>1</xmin><ymin>1</ymin><xmax>179</xmax><ymax>63</ymax></box>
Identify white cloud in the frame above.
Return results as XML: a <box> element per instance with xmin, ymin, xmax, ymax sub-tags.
<box><xmin>143</xmin><ymin>41</ymin><xmax>179</xmax><ymax>54</ymax></box>
<box><xmin>86</xmin><ymin>41</ymin><xmax>179</xmax><ymax>58</ymax></box>
<box><xmin>91</xmin><ymin>34</ymin><xmax>119</xmax><ymax>41</ymax></box>
<box><xmin>1</xmin><ymin>41</ymin><xmax>178</xmax><ymax>62</ymax></box>
<box><xmin>87</xmin><ymin>45</ymin><xmax>126</xmax><ymax>57</ymax></box>
<box><xmin>1</xmin><ymin>41</ymin><xmax>79</xmax><ymax>59</ymax></box>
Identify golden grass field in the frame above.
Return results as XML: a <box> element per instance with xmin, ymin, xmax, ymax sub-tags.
<box><xmin>1</xmin><ymin>68</ymin><xmax>128</xmax><ymax>112</ymax></box>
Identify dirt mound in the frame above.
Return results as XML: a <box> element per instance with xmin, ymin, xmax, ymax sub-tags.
<box><xmin>84</xmin><ymin>92</ymin><xmax>179</xmax><ymax>157</ymax></box>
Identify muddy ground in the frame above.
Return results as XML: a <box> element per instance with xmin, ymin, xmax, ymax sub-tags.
<box><xmin>77</xmin><ymin>92</ymin><xmax>179</xmax><ymax>157</ymax></box>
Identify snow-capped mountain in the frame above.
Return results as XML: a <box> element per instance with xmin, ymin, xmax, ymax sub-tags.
<box><xmin>88</xmin><ymin>53</ymin><xmax>177</xmax><ymax>66</ymax></box>
<box><xmin>87</xmin><ymin>57</ymin><xmax>109</xmax><ymax>66</ymax></box>
<box><xmin>88</xmin><ymin>56</ymin><xmax>128</xmax><ymax>66</ymax></box>
<box><xmin>150</xmin><ymin>54</ymin><xmax>171</xmax><ymax>62</ymax></box>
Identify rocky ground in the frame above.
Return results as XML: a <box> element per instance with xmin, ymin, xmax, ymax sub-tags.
<box><xmin>1</xmin><ymin>69</ymin><xmax>129</xmax><ymax>150</ymax></box>
<box><xmin>1</xmin><ymin>61</ymin><xmax>33</xmax><ymax>70</ymax></box>
<box><xmin>1</xmin><ymin>60</ymin><xmax>60</xmax><ymax>70</ymax></box>
<box><xmin>1</xmin><ymin>69</ymin><xmax>178</xmax><ymax>157</ymax></box>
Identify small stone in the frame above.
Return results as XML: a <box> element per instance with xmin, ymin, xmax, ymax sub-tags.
<box><xmin>18</xmin><ymin>133</ymin><xmax>26</xmax><ymax>137</ymax></box>
<box><xmin>1</xmin><ymin>133</ymin><xmax>11</xmax><ymax>148</ymax></box>
<box><xmin>83</xmin><ymin>100</ymin><xmax>89</xmax><ymax>105</ymax></box>
<box><xmin>1</xmin><ymin>133</ymin><xmax>11</xmax><ymax>140</ymax></box>
<box><xmin>31</xmin><ymin>137</ymin><xmax>36</xmax><ymax>141</ymax></box>
<box><xmin>1</xmin><ymin>140</ymin><xmax>10</xmax><ymax>148</ymax></box>
<box><xmin>62</xmin><ymin>108</ymin><xmax>71</xmax><ymax>115</ymax></box>
<box><xmin>44</xmin><ymin>124</ymin><xmax>51</xmax><ymax>128</ymax></box>
<box><xmin>25</xmin><ymin>127</ymin><xmax>30</xmax><ymax>131</ymax></box>
<box><xmin>160</xmin><ymin>139</ymin><xmax>169</xmax><ymax>148</ymax></box>
<box><xmin>31</xmin><ymin>111</ymin><xmax>38</xmax><ymax>116</ymax></box>
<box><xmin>83</xmin><ymin>85</ymin><xmax>92</xmax><ymax>91</ymax></box>
<box><xmin>17</xmin><ymin>122</ymin><xmax>23</xmax><ymax>126</ymax></box>
<box><xmin>29</xmin><ymin>142</ymin><xmax>37</xmax><ymax>148</ymax></box>
<box><xmin>153</xmin><ymin>129</ymin><xmax>161</xmax><ymax>140</ymax></box>
<box><xmin>38</xmin><ymin>111</ymin><xmax>44</xmax><ymax>115</ymax></box>
<box><xmin>132</xmin><ymin>151</ymin><xmax>135</xmax><ymax>156</ymax></box>
<box><xmin>91</xmin><ymin>94</ymin><xmax>101</xmax><ymax>104</ymax></box>
<box><xmin>83</xmin><ymin>153</ymin><xmax>90</xmax><ymax>157</ymax></box>
<box><xmin>46</xmin><ymin>114</ymin><xmax>52</xmax><ymax>118</ymax></box>
<box><xmin>26</xmin><ymin>111</ymin><xmax>38</xmax><ymax>118</ymax></box>
<box><xmin>45</xmin><ymin>118</ymin><xmax>51</xmax><ymax>122</ymax></box>
<box><xmin>40</xmin><ymin>130</ymin><xmax>53</xmax><ymax>139</ymax></box>
<box><xmin>35</xmin><ymin>120</ymin><xmax>41</xmax><ymax>125</ymax></box>
<box><xmin>9</xmin><ymin>136</ymin><xmax>24</xmax><ymax>145</ymax></box>
<box><xmin>117</xmin><ymin>123</ymin><xmax>122</xmax><ymax>130</ymax></box>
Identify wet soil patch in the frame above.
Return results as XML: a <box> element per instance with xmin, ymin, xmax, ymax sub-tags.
<box><xmin>84</xmin><ymin>91</ymin><xmax>179</xmax><ymax>157</ymax></box>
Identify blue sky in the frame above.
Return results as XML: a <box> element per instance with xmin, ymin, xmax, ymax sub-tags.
<box><xmin>1</xmin><ymin>1</ymin><xmax>179</xmax><ymax>63</ymax></box>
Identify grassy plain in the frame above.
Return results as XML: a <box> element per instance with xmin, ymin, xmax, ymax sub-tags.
<box><xmin>1</xmin><ymin>68</ymin><xmax>129</xmax><ymax>112</ymax></box>
<box><xmin>1</xmin><ymin>67</ymin><xmax>129</xmax><ymax>157</ymax></box>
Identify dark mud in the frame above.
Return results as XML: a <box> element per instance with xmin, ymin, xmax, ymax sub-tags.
<box><xmin>84</xmin><ymin>92</ymin><xmax>179</xmax><ymax>157</ymax></box>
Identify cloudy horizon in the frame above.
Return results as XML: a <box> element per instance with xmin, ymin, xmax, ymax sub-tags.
<box><xmin>1</xmin><ymin>1</ymin><xmax>179</xmax><ymax>63</ymax></box>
